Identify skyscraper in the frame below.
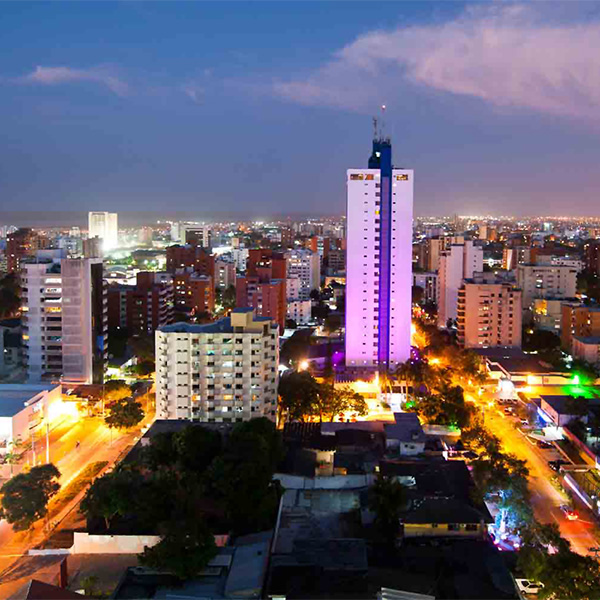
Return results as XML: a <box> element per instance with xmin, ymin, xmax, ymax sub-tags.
<box><xmin>88</xmin><ymin>212</ymin><xmax>118</xmax><ymax>251</ymax></box>
<box><xmin>345</xmin><ymin>134</ymin><xmax>413</xmax><ymax>368</ymax></box>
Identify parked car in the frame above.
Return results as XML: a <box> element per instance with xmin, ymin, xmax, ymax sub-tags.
<box><xmin>520</xmin><ymin>418</ymin><xmax>530</xmax><ymax>426</ymax></box>
<box><xmin>560</xmin><ymin>505</ymin><xmax>579</xmax><ymax>520</ymax></box>
<box><xmin>536</xmin><ymin>439</ymin><xmax>553</xmax><ymax>449</ymax></box>
<box><xmin>548</xmin><ymin>460</ymin><xmax>568</xmax><ymax>472</ymax></box>
<box><xmin>515</xmin><ymin>579</ymin><xmax>544</xmax><ymax>595</ymax></box>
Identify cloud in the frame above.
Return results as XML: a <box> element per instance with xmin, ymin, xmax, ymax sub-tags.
<box><xmin>24</xmin><ymin>65</ymin><xmax>128</xmax><ymax>95</ymax></box>
<box><xmin>273</xmin><ymin>4</ymin><xmax>600</xmax><ymax>119</ymax></box>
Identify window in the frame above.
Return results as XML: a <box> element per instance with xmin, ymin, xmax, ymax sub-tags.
<box><xmin>350</xmin><ymin>174</ymin><xmax>364</xmax><ymax>181</ymax></box>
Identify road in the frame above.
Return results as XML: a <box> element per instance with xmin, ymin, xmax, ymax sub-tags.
<box><xmin>0</xmin><ymin>390</ymin><xmax>155</xmax><ymax>593</ymax></box>
<box><xmin>468</xmin><ymin>390</ymin><xmax>600</xmax><ymax>557</ymax></box>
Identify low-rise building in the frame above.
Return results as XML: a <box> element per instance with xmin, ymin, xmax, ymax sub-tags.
<box><xmin>572</xmin><ymin>336</ymin><xmax>600</xmax><ymax>366</ymax></box>
<box><xmin>287</xmin><ymin>299</ymin><xmax>312</xmax><ymax>325</ymax></box>
<box><xmin>155</xmin><ymin>309</ymin><xmax>279</xmax><ymax>423</ymax></box>
<box><xmin>561</xmin><ymin>303</ymin><xmax>600</xmax><ymax>353</ymax></box>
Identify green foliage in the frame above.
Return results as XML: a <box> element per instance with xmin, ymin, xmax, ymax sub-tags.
<box><xmin>81</xmin><ymin>469</ymin><xmax>141</xmax><ymax>530</ymax></box>
<box><xmin>232</xmin><ymin>417</ymin><xmax>284</xmax><ymax>469</ymax></box>
<box><xmin>280</xmin><ymin>329</ymin><xmax>313</xmax><ymax>366</ymax></box>
<box><xmin>368</xmin><ymin>474</ymin><xmax>405</xmax><ymax>547</ymax></box>
<box><xmin>133</xmin><ymin>359</ymin><xmax>155</xmax><ymax>377</ymax></box>
<box><xmin>0</xmin><ymin>463</ymin><xmax>61</xmax><ymax>530</ymax></box>
<box><xmin>105</xmin><ymin>397</ymin><xmax>144</xmax><ymax>430</ymax></box>
<box><xmin>128</xmin><ymin>334</ymin><xmax>155</xmax><ymax>361</ymax></box>
<box><xmin>50</xmin><ymin>461</ymin><xmax>108</xmax><ymax>514</ymax></box>
<box><xmin>0</xmin><ymin>273</ymin><xmax>21</xmax><ymax>319</ymax></box>
<box><xmin>103</xmin><ymin>380</ymin><xmax>132</xmax><ymax>402</ymax></box>
<box><xmin>139</xmin><ymin>519</ymin><xmax>218</xmax><ymax>580</ymax></box>
<box><xmin>319</xmin><ymin>384</ymin><xmax>368</xmax><ymax>422</ymax></box>
<box><xmin>2</xmin><ymin>437</ymin><xmax>26</xmax><ymax>476</ymax></box>
<box><xmin>143</xmin><ymin>432</ymin><xmax>179</xmax><ymax>471</ymax></box>
<box><xmin>518</xmin><ymin>521</ymin><xmax>600</xmax><ymax>599</ymax></box>
<box><xmin>323</xmin><ymin>313</ymin><xmax>342</xmax><ymax>334</ymax></box>
<box><xmin>207</xmin><ymin>430</ymin><xmax>280</xmax><ymax>534</ymax></box>
<box><xmin>278</xmin><ymin>370</ymin><xmax>321</xmax><ymax>422</ymax></box>
<box><xmin>222</xmin><ymin>285</ymin><xmax>237</xmax><ymax>311</ymax></box>
<box><xmin>173</xmin><ymin>426</ymin><xmax>222</xmax><ymax>474</ymax></box>
<box><xmin>410</xmin><ymin>384</ymin><xmax>474</xmax><ymax>430</ymax></box>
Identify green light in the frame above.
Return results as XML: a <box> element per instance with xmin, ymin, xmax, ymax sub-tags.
<box><xmin>572</xmin><ymin>375</ymin><xmax>580</xmax><ymax>385</ymax></box>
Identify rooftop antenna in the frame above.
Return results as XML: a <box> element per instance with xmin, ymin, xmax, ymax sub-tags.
<box><xmin>372</xmin><ymin>116</ymin><xmax>378</xmax><ymax>141</ymax></box>
<box><xmin>380</xmin><ymin>104</ymin><xmax>387</xmax><ymax>141</ymax></box>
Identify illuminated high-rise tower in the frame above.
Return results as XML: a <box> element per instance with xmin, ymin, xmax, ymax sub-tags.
<box><xmin>345</xmin><ymin>129</ymin><xmax>413</xmax><ymax>368</ymax></box>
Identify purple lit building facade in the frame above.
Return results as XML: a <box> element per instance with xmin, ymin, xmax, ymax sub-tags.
<box><xmin>345</xmin><ymin>137</ymin><xmax>413</xmax><ymax>368</ymax></box>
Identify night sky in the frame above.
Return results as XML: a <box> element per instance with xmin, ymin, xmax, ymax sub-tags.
<box><xmin>2</xmin><ymin>1</ymin><xmax>600</xmax><ymax>219</ymax></box>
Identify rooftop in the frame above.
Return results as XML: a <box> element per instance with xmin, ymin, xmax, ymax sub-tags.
<box><xmin>384</xmin><ymin>413</ymin><xmax>427</xmax><ymax>444</ymax></box>
<box><xmin>0</xmin><ymin>384</ymin><xmax>59</xmax><ymax>418</ymax></box>
<box><xmin>158</xmin><ymin>314</ymin><xmax>274</xmax><ymax>335</ymax></box>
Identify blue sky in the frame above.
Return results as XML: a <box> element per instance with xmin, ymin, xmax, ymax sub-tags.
<box><xmin>2</xmin><ymin>1</ymin><xmax>600</xmax><ymax>219</ymax></box>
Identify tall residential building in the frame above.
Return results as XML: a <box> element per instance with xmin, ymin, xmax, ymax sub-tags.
<box><xmin>247</xmin><ymin>249</ymin><xmax>287</xmax><ymax>280</ymax></box>
<box><xmin>6</xmin><ymin>228</ymin><xmax>48</xmax><ymax>273</ymax></box>
<box><xmin>413</xmin><ymin>272</ymin><xmax>438</xmax><ymax>304</ymax></box>
<box><xmin>173</xmin><ymin>272</ymin><xmax>215</xmax><ymax>316</ymax></box>
<box><xmin>236</xmin><ymin>276</ymin><xmax>286</xmax><ymax>332</ymax></box>
<box><xmin>457</xmin><ymin>281</ymin><xmax>522</xmax><ymax>348</ymax></box>
<box><xmin>166</xmin><ymin>245</ymin><xmax>214</xmax><ymax>277</ymax></box>
<box><xmin>214</xmin><ymin>259</ymin><xmax>236</xmax><ymax>290</ymax></box>
<box><xmin>183</xmin><ymin>224</ymin><xmax>211</xmax><ymax>248</ymax></box>
<box><xmin>155</xmin><ymin>308</ymin><xmax>279</xmax><ymax>422</ymax></box>
<box><xmin>88</xmin><ymin>212</ymin><xmax>118</xmax><ymax>251</ymax></box>
<box><xmin>83</xmin><ymin>236</ymin><xmax>103</xmax><ymax>259</ymax></box>
<box><xmin>107</xmin><ymin>272</ymin><xmax>174</xmax><ymax>335</ymax></box>
<box><xmin>561</xmin><ymin>302</ymin><xmax>600</xmax><ymax>352</ymax></box>
<box><xmin>437</xmin><ymin>241</ymin><xmax>483</xmax><ymax>328</ymax></box>
<box><xmin>345</xmin><ymin>135</ymin><xmax>413</xmax><ymax>368</ymax></box>
<box><xmin>584</xmin><ymin>240</ymin><xmax>600</xmax><ymax>275</ymax></box>
<box><xmin>516</xmin><ymin>264</ymin><xmax>577</xmax><ymax>312</ymax></box>
<box><xmin>22</xmin><ymin>258</ymin><xmax>107</xmax><ymax>384</ymax></box>
<box><xmin>285</xmin><ymin>249</ymin><xmax>320</xmax><ymax>301</ymax></box>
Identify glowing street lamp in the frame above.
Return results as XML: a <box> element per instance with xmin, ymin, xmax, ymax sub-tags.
<box><xmin>299</xmin><ymin>360</ymin><xmax>309</xmax><ymax>371</ymax></box>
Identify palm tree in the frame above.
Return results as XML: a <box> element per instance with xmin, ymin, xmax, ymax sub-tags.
<box><xmin>368</xmin><ymin>474</ymin><xmax>406</xmax><ymax>547</ymax></box>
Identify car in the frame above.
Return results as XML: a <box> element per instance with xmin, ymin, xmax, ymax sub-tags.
<box><xmin>548</xmin><ymin>460</ymin><xmax>568</xmax><ymax>472</ymax></box>
<box><xmin>520</xmin><ymin>418</ymin><xmax>529</xmax><ymax>426</ymax></box>
<box><xmin>560</xmin><ymin>505</ymin><xmax>579</xmax><ymax>520</ymax></box>
<box><xmin>504</xmin><ymin>407</ymin><xmax>513</xmax><ymax>415</ymax></box>
<box><xmin>536</xmin><ymin>439</ymin><xmax>553</xmax><ymax>449</ymax></box>
<box><xmin>515</xmin><ymin>579</ymin><xmax>544</xmax><ymax>595</ymax></box>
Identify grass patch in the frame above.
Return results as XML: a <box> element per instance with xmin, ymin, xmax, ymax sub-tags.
<box><xmin>49</xmin><ymin>461</ymin><xmax>108</xmax><ymax>516</ymax></box>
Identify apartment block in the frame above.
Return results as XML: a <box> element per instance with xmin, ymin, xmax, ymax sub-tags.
<box><xmin>22</xmin><ymin>258</ymin><xmax>107</xmax><ymax>384</ymax></box>
<box><xmin>584</xmin><ymin>240</ymin><xmax>600</xmax><ymax>275</ymax></box>
<box><xmin>88</xmin><ymin>212</ymin><xmax>118</xmax><ymax>251</ymax></box>
<box><xmin>166</xmin><ymin>245</ymin><xmax>214</xmax><ymax>277</ymax></box>
<box><xmin>345</xmin><ymin>136</ymin><xmax>413</xmax><ymax>367</ymax></box>
<box><xmin>287</xmin><ymin>299</ymin><xmax>312</xmax><ymax>325</ymax></box>
<box><xmin>457</xmin><ymin>281</ymin><xmax>522</xmax><ymax>348</ymax></box>
<box><xmin>173</xmin><ymin>272</ymin><xmax>215</xmax><ymax>316</ymax></box>
<box><xmin>247</xmin><ymin>249</ymin><xmax>287</xmax><ymax>280</ymax></box>
<box><xmin>516</xmin><ymin>264</ymin><xmax>577</xmax><ymax>312</ymax></box>
<box><xmin>437</xmin><ymin>241</ymin><xmax>483</xmax><ymax>328</ymax></box>
<box><xmin>236</xmin><ymin>276</ymin><xmax>286</xmax><ymax>332</ymax></box>
<box><xmin>561</xmin><ymin>302</ymin><xmax>600</xmax><ymax>352</ymax></box>
<box><xmin>214</xmin><ymin>259</ymin><xmax>236</xmax><ymax>290</ymax></box>
<box><xmin>413</xmin><ymin>272</ymin><xmax>438</xmax><ymax>304</ymax></box>
<box><xmin>7</xmin><ymin>228</ymin><xmax>48</xmax><ymax>273</ymax></box>
<box><xmin>155</xmin><ymin>308</ymin><xmax>279</xmax><ymax>422</ymax></box>
<box><xmin>285</xmin><ymin>248</ymin><xmax>320</xmax><ymax>301</ymax></box>
<box><xmin>107</xmin><ymin>272</ymin><xmax>174</xmax><ymax>335</ymax></box>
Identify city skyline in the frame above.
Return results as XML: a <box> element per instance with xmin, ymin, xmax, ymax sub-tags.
<box><xmin>3</xmin><ymin>2</ymin><xmax>600</xmax><ymax>217</ymax></box>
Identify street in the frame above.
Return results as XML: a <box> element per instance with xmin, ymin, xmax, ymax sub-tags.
<box><xmin>0</xmin><ymin>392</ymin><xmax>155</xmax><ymax>595</ymax></box>
<box><xmin>468</xmin><ymin>391</ymin><xmax>600</xmax><ymax>557</ymax></box>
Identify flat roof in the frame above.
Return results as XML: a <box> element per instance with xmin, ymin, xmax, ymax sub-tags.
<box><xmin>159</xmin><ymin>315</ymin><xmax>274</xmax><ymax>335</ymax></box>
<box><xmin>0</xmin><ymin>384</ymin><xmax>58</xmax><ymax>418</ymax></box>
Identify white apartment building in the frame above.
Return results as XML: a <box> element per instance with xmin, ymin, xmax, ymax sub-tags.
<box><xmin>437</xmin><ymin>241</ymin><xmax>483</xmax><ymax>328</ymax></box>
<box><xmin>287</xmin><ymin>299</ymin><xmax>312</xmax><ymax>325</ymax></box>
<box><xmin>457</xmin><ymin>281</ymin><xmax>522</xmax><ymax>348</ymax></box>
<box><xmin>285</xmin><ymin>249</ymin><xmax>320</xmax><ymax>301</ymax></box>
<box><xmin>22</xmin><ymin>258</ymin><xmax>107</xmax><ymax>384</ymax></box>
<box><xmin>88</xmin><ymin>212</ymin><xmax>118</xmax><ymax>251</ymax></box>
<box><xmin>155</xmin><ymin>308</ymin><xmax>279</xmax><ymax>423</ymax></box>
<box><xmin>516</xmin><ymin>264</ymin><xmax>577</xmax><ymax>312</ymax></box>
<box><xmin>214</xmin><ymin>259</ymin><xmax>236</xmax><ymax>290</ymax></box>
<box><xmin>345</xmin><ymin>137</ymin><xmax>413</xmax><ymax>367</ymax></box>
<box><xmin>412</xmin><ymin>272</ymin><xmax>438</xmax><ymax>304</ymax></box>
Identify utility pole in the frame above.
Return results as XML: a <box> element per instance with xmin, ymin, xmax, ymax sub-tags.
<box><xmin>45</xmin><ymin>421</ymin><xmax>50</xmax><ymax>464</ymax></box>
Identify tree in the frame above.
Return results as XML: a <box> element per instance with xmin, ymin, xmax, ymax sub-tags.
<box><xmin>103</xmin><ymin>380</ymin><xmax>132</xmax><ymax>402</ymax></box>
<box><xmin>368</xmin><ymin>474</ymin><xmax>405</xmax><ymax>547</ymax></box>
<box><xmin>128</xmin><ymin>334</ymin><xmax>155</xmax><ymax>361</ymax></box>
<box><xmin>139</xmin><ymin>519</ymin><xmax>217</xmax><ymax>580</ymax></box>
<box><xmin>105</xmin><ymin>398</ymin><xmax>144</xmax><ymax>430</ymax></box>
<box><xmin>81</xmin><ymin>469</ymin><xmax>139</xmax><ymax>530</ymax></box>
<box><xmin>143</xmin><ymin>432</ymin><xmax>179</xmax><ymax>471</ymax></box>
<box><xmin>278</xmin><ymin>370</ymin><xmax>321</xmax><ymax>422</ymax></box>
<box><xmin>2</xmin><ymin>437</ymin><xmax>26</xmax><ymax>477</ymax></box>
<box><xmin>410</xmin><ymin>385</ymin><xmax>474</xmax><ymax>430</ymax></box>
<box><xmin>518</xmin><ymin>521</ymin><xmax>600</xmax><ymax>599</ymax></box>
<box><xmin>280</xmin><ymin>329</ymin><xmax>313</xmax><ymax>366</ymax></box>
<box><xmin>319</xmin><ymin>385</ymin><xmax>368</xmax><ymax>422</ymax></box>
<box><xmin>133</xmin><ymin>359</ymin><xmax>155</xmax><ymax>377</ymax></box>
<box><xmin>0</xmin><ymin>463</ymin><xmax>61</xmax><ymax>530</ymax></box>
<box><xmin>173</xmin><ymin>425</ymin><xmax>222</xmax><ymax>474</ymax></box>
<box><xmin>231</xmin><ymin>418</ymin><xmax>284</xmax><ymax>470</ymax></box>
<box><xmin>323</xmin><ymin>314</ymin><xmax>342</xmax><ymax>334</ymax></box>
<box><xmin>0</xmin><ymin>273</ymin><xmax>21</xmax><ymax>319</ymax></box>
<box><xmin>222</xmin><ymin>285</ymin><xmax>236</xmax><ymax>311</ymax></box>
